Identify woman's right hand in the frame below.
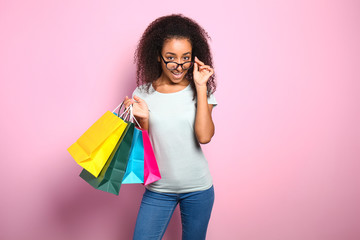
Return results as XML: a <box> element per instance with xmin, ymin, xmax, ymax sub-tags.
<box><xmin>123</xmin><ymin>95</ymin><xmax>149</xmax><ymax>120</ymax></box>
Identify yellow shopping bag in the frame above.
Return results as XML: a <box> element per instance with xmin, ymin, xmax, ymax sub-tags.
<box><xmin>68</xmin><ymin>105</ymin><xmax>128</xmax><ymax>177</ymax></box>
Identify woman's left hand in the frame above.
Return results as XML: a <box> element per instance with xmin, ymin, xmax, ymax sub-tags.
<box><xmin>193</xmin><ymin>56</ymin><xmax>214</xmax><ymax>88</ymax></box>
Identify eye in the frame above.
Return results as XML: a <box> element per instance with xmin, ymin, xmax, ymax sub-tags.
<box><xmin>183</xmin><ymin>56</ymin><xmax>190</xmax><ymax>61</ymax></box>
<box><xmin>166</xmin><ymin>56</ymin><xmax>174</xmax><ymax>61</ymax></box>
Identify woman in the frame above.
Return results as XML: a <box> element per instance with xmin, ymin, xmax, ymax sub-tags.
<box><xmin>124</xmin><ymin>14</ymin><xmax>217</xmax><ymax>240</ymax></box>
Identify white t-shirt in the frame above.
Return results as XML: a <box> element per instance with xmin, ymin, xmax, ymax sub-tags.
<box><xmin>132</xmin><ymin>83</ymin><xmax>217</xmax><ymax>193</ymax></box>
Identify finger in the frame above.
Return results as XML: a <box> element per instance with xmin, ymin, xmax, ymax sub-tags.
<box><xmin>133</xmin><ymin>95</ymin><xmax>144</xmax><ymax>104</ymax></box>
<box><xmin>124</xmin><ymin>101</ymin><xmax>131</xmax><ymax>108</ymax></box>
<box><xmin>199</xmin><ymin>65</ymin><xmax>210</xmax><ymax>70</ymax></box>
<box><xmin>199</xmin><ymin>66</ymin><xmax>213</xmax><ymax>72</ymax></box>
<box><xmin>133</xmin><ymin>95</ymin><xmax>140</xmax><ymax>101</ymax></box>
<box><xmin>202</xmin><ymin>68</ymin><xmax>214</xmax><ymax>76</ymax></box>
<box><xmin>193</xmin><ymin>62</ymin><xmax>199</xmax><ymax>74</ymax></box>
<box><xmin>124</xmin><ymin>99</ymin><xmax>133</xmax><ymax>108</ymax></box>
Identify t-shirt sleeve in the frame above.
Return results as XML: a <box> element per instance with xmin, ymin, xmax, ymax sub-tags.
<box><xmin>132</xmin><ymin>85</ymin><xmax>147</xmax><ymax>99</ymax></box>
<box><xmin>208</xmin><ymin>93</ymin><xmax>218</xmax><ymax>107</ymax></box>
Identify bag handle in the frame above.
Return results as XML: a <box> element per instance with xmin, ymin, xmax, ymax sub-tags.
<box><xmin>123</xmin><ymin>104</ymin><xmax>142</xmax><ymax>128</ymax></box>
<box><xmin>128</xmin><ymin>105</ymin><xmax>142</xmax><ymax>128</ymax></box>
<box><xmin>112</xmin><ymin>102</ymin><xmax>123</xmax><ymax>113</ymax></box>
<box><xmin>112</xmin><ymin>101</ymin><xmax>142</xmax><ymax>128</ymax></box>
<box><xmin>112</xmin><ymin>101</ymin><xmax>130</xmax><ymax>119</ymax></box>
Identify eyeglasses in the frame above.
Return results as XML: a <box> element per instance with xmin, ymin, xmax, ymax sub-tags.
<box><xmin>159</xmin><ymin>55</ymin><xmax>194</xmax><ymax>70</ymax></box>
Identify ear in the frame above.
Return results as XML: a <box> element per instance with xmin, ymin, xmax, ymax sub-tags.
<box><xmin>157</xmin><ymin>56</ymin><xmax>160</xmax><ymax>62</ymax></box>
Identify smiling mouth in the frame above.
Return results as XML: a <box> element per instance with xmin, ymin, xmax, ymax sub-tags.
<box><xmin>171</xmin><ymin>71</ymin><xmax>184</xmax><ymax>79</ymax></box>
<box><xmin>172</xmin><ymin>71</ymin><xmax>183</xmax><ymax>75</ymax></box>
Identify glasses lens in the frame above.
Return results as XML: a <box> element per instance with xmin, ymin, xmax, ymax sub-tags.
<box><xmin>182</xmin><ymin>62</ymin><xmax>193</xmax><ymax>70</ymax></box>
<box><xmin>167</xmin><ymin>62</ymin><xmax>178</xmax><ymax>70</ymax></box>
<box><xmin>166</xmin><ymin>62</ymin><xmax>193</xmax><ymax>70</ymax></box>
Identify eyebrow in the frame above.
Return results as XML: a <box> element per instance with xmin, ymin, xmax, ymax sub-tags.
<box><xmin>165</xmin><ymin>52</ymin><xmax>192</xmax><ymax>55</ymax></box>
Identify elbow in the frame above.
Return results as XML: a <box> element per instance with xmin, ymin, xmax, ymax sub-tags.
<box><xmin>196</xmin><ymin>128</ymin><xmax>215</xmax><ymax>144</ymax></box>
<box><xmin>199</xmin><ymin>139</ymin><xmax>211</xmax><ymax>144</ymax></box>
<box><xmin>197</xmin><ymin>136</ymin><xmax>212</xmax><ymax>144</ymax></box>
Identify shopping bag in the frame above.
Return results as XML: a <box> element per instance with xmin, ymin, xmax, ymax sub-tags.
<box><xmin>142</xmin><ymin>130</ymin><xmax>161</xmax><ymax>185</ymax></box>
<box><xmin>68</xmin><ymin>105</ymin><xmax>127</xmax><ymax>177</ymax></box>
<box><xmin>122</xmin><ymin>126</ymin><xmax>144</xmax><ymax>184</ymax></box>
<box><xmin>80</xmin><ymin>122</ymin><xmax>135</xmax><ymax>195</ymax></box>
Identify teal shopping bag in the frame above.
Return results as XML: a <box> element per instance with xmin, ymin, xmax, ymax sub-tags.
<box><xmin>122</xmin><ymin>127</ymin><xmax>144</xmax><ymax>184</ymax></box>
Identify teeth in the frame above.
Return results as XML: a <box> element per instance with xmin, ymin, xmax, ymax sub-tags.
<box><xmin>173</xmin><ymin>72</ymin><xmax>182</xmax><ymax>75</ymax></box>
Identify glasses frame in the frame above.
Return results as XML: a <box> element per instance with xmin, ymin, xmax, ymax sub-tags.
<box><xmin>159</xmin><ymin>54</ymin><xmax>194</xmax><ymax>70</ymax></box>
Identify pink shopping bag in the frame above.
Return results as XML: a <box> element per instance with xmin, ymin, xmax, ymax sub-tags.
<box><xmin>141</xmin><ymin>130</ymin><xmax>161</xmax><ymax>185</ymax></box>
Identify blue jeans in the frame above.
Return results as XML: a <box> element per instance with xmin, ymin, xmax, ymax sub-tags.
<box><xmin>133</xmin><ymin>186</ymin><xmax>214</xmax><ymax>240</ymax></box>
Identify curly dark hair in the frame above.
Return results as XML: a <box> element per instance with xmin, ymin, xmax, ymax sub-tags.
<box><xmin>134</xmin><ymin>14</ymin><xmax>216</xmax><ymax>98</ymax></box>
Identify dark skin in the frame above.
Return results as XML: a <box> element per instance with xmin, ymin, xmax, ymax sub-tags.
<box><xmin>124</xmin><ymin>38</ymin><xmax>215</xmax><ymax>144</ymax></box>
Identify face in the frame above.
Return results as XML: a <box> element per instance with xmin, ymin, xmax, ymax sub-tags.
<box><xmin>158</xmin><ymin>38</ymin><xmax>192</xmax><ymax>84</ymax></box>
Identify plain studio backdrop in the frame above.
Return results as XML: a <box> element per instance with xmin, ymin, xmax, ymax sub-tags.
<box><xmin>1</xmin><ymin>0</ymin><xmax>359</xmax><ymax>239</ymax></box>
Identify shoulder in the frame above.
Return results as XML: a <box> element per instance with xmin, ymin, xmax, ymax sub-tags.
<box><xmin>132</xmin><ymin>84</ymin><xmax>153</xmax><ymax>98</ymax></box>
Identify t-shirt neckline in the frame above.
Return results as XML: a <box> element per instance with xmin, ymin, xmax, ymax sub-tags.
<box><xmin>151</xmin><ymin>83</ymin><xmax>191</xmax><ymax>95</ymax></box>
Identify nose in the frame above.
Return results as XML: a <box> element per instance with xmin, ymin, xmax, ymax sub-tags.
<box><xmin>176</xmin><ymin>64</ymin><xmax>183</xmax><ymax>71</ymax></box>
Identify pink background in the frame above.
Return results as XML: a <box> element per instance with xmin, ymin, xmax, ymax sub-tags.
<box><xmin>1</xmin><ymin>0</ymin><xmax>359</xmax><ymax>239</ymax></box>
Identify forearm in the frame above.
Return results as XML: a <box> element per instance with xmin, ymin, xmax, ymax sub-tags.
<box><xmin>195</xmin><ymin>86</ymin><xmax>215</xmax><ymax>144</ymax></box>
